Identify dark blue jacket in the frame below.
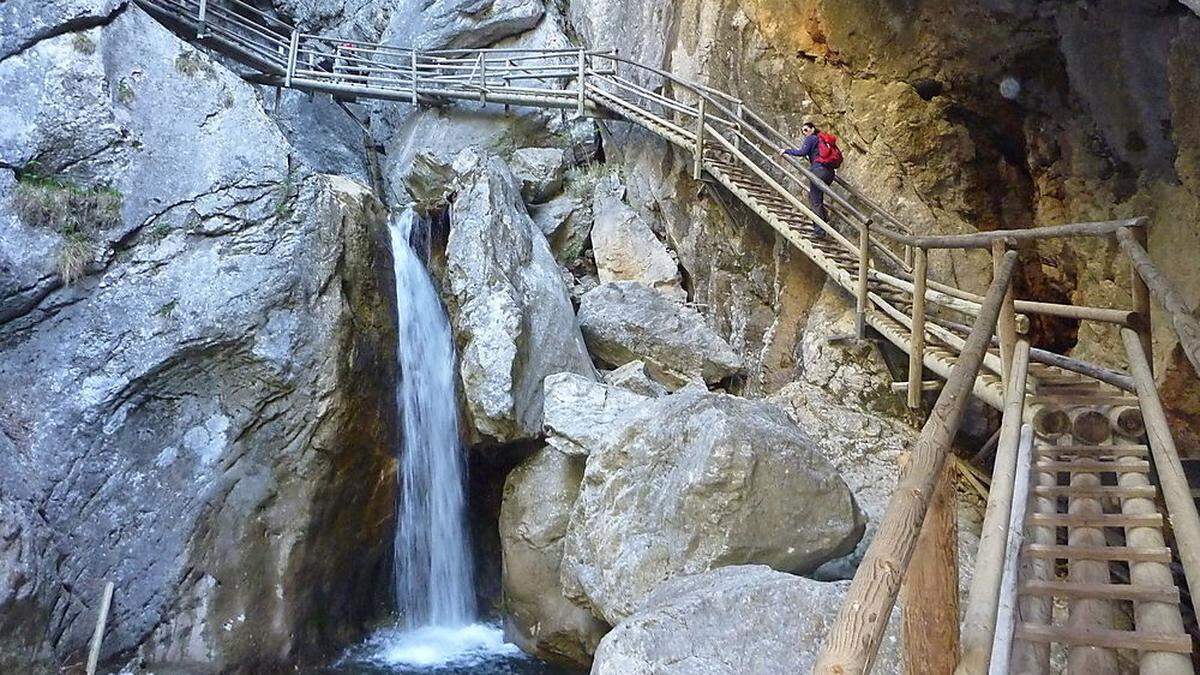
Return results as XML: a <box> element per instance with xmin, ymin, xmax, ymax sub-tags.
<box><xmin>785</xmin><ymin>134</ymin><xmax>822</xmax><ymax>165</ymax></box>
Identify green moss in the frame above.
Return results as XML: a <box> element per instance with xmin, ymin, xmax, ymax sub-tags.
<box><xmin>71</xmin><ymin>33</ymin><xmax>96</xmax><ymax>55</ymax></box>
<box><xmin>115</xmin><ymin>79</ymin><xmax>135</xmax><ymax>106</ymax></box>
<box><xmin>175</xmin><ymin>51</ymin><xmax>216</xmax><ymax>79</ymax></box>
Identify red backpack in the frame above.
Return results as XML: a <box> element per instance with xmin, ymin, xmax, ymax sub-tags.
<box><xmin>816</xmin><ymin>131</ymin><xmax>844</xmax><ymax>169</ymax></box>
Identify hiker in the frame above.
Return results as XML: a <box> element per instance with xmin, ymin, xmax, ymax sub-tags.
<box><xmin>780</xmin><ymin>122</ymin><xmax>843</xmax><ymax>237</ymax></box>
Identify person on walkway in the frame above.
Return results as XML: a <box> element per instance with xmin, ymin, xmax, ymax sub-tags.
<box><xmin>780</xmin><ymin>122</ymin><xmax>843</xmax><ymax>237</ymax></box>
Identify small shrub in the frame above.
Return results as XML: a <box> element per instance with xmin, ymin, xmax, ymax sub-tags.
<box><xmin>72</xmin><ymin>33</ymin><xmax>96</xmax><ymax>55</ymax></box>
<box><xmin>175</xmin><ymin>51</ymin><xmax>215</xmax><ymax>79</ymax></box>
<box><xmin>564</xmin><ymin>161</ymin><xmax>609</xmax><ymax>198</ymax></box>
<box><xmin>155</xmin><ymin>299</ymin><xmax>178</xmax><ymax>319</ymax></box>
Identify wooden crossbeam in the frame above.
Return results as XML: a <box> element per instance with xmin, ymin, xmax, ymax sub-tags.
<box><xmin>1021</xmin><ymin>544</ymin><xmax>1173</xmax><ymax>563</ymax></box>
<box><xmin>1032</xmin><ymin>485</ymin><xmax>1158</xmax><ymax>499</ymax></box>
<box><xmin>1027</xmin><ymin>512</ymin><xmax>1163</xmax><ymax>528</ymax></box>
<box><xmin>1034</xmin><ymin>459</ymin><xmax>1149</xmax><ymax>473</ymax></box>
<box><xmin>1014</xmin><ymin>624</ymin><xmax>1192</xmax><ymax>653</ymax></box>
<box><xmin>1019</xmin><ymin>580</ymin><xmax>1179</xmax><ymax>604</ymax></box>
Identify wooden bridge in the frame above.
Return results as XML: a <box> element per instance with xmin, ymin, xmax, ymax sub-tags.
<box><xmin>136</xmin><ymin>0</ymin><xmax>1200</xmax><ymax>671</ymax></box>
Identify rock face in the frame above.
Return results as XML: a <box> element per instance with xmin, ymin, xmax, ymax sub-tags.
<box><xmin>603</xmin><ymin>360</ymin><xmax>668</xmax><ymax>397</ymax></box>
<box><xmin>0</xmin><ymin>7</ymin><xmax>395</xmax><ymax>672</ymax></box>
<box><xmin>542</xmin><ymin>372</ymin><xmax>648</xmax><ymax>457</ymax></box>
<box><xmin>499</xmin><ymin>448</ymin><xmax>608</xmax><ymax>667</ymax></box>
<box><xmin>590</xmin><ymin>565</ymin><xmax>902</xmax><ymax>675</ymax></box>
<box><xmin>384</xmin><ymin>0</ymin><xmax>546</xmax><ymax>50</ymax></box>
<box><xmin>578</xmin><ymin>282</ymin><xmax>743</xmax><ymax>389</ymax></box>
<box><xmin>436</xmin><ymin>150</ymin><xmax>596</xmax><ymax>443</ymax></box>
<box><xmin>560</xmin><ymin>388</ymin><xmax>864</xmax><ymax>624</ymax></box>
<box><xmin>510</xmin><ymin>147</ymin><xmax>567</xmax><ymax>203</ymax></box>
<box><xmin>590</xmin><ymin>175</ymin><xmax>684</xmax><ymax>299</ymax></box>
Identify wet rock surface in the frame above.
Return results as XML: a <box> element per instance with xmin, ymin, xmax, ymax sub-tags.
<box><xmin>499</xmin><ymin>447</ymin><xmax>608</xmax><ymax>668</ymax></box>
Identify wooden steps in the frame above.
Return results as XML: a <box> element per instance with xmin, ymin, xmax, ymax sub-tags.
<box><xmin>1011</xmin><ymin>396</ymin><xmax>1194</xmax><ymax>668</ymax></box>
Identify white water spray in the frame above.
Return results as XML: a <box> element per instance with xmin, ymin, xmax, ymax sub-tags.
<box><xmin>390</xmin><ymin>209</ymin><xmax>475</xmax><ymax>627</ymax></box>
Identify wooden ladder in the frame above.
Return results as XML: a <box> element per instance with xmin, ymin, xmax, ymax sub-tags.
<box><xmin>1011</xmin><ymin>380</ymin><xmax>1195</xmax><ymax>673</ymax></box>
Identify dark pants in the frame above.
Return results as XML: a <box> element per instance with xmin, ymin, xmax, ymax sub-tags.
<box><xmin>809</xmin><ymin>163</ymin><xmax>836</xmax><ymax>227</ymax></box>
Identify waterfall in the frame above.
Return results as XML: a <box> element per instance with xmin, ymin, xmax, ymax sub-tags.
<box><xmin>389</xmin><ymin>209</ymin><xmax>475</xmax><ymax>627</ymax></box>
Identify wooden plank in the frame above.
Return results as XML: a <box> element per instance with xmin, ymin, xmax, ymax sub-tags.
<box><xmin>1064</xmin><ymin>454</ymin><xmax>1120</xmax><ymax>674</ymax></box>
<box><xmin>907</xmin><ymin>248</ymin><xmax>928</xmax><ymax>409</ymax></box>
<box><xmin>1033</xmin><ymin>485</ymin><xmax>1158</xmax><ymax>499</ymax></box>
<box><xmin>1029</xmin><ymin>395</ymin><xmax>1139</xmax><ymax>406</ymax></box>
<box><xmin>813</xmin><ymin>251</ymin><xmax>1020</xmax><ymax>675</ymax></box>
<box><xmin>1034</xmin><ymin>444</ymin><xmax>1148</xmax><ymax>457</ymax></box>
<box><xmin>1022</xmin><ymin>544</ymin><xmax>1172</xmax><ymax>563</ymax></box>
<box><xmin>983</xmin><ymin>424</ymin><xmax>1034</xmax><ymax>675</ymax></box>
<box><xmin>901</xmin><ymin>460</ymin><xmax>959</xmax><ymax>675</ymax></box>
<box><xmin>1028</xmin><ymin>512</ymin><xmax>1162</xmax><ymax>528</ymax></box>
<box><xmin>1019</xmin><ymin>580</ymin><xmax>1180</xmax><ymax>604</ymax></box>
<box><xmin>1034</xmin><ymin>459</ymin><xmax>1149</xmax><ymax>473</ymax></box>
<box><xmin>1014</xmin><ymin>624</ymin><xmax>1193</xmax><ymax>653</ymax></box>
<box><xmin>86</xmin><ymin>581</ymin><xmax>115</xmax><ymax>675</ymax></box>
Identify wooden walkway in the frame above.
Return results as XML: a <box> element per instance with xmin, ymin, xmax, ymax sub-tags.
<box><xmin>134</xmin><ymin>1</ymin><xmax>1200</xmax><ymax>672</ymax></box>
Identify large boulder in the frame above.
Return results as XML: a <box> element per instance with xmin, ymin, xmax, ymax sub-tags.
<box><xmin>560</xmin><ymin>389</ymin><xmax>864</xmax><ymax>624</ymax></box>
<box><xmin>590</xmin><ymin>175</ymin><xmax>684</xmax><ymax>299</ymax></box>
<box><xmin>591</xmin><ymin>565</ymin><xmax>902</xmax><ymax>675</ymax></box>
<box><xmin>510</xmin><ymin>146</ymin><xmax>566</xmax><ymax>203</ymax></box>
<box><xmin>578</xmin><ymin>281</ymin><xmax>742</xmax><ymax>389</ymax></box>
<box><xmin>542</xmin><ymin>372</ymin><xmax>648</xmax><ymax>457</ymax></box>
<box><xmin>0</xmin><ymin>8</ymin><xmax>395</xmax><ymax>672</ymax></box>
<box><xmin>499</xmin><ymin>448</ymin><xmax>608</xmax><ymax>667</ymax></box>
<box><xmin>437</xmin><ymin>150</ymin><xmax>596</xmax><ymax>443</ymax></box>
<box><xmin>602</xmin><ymin>360</ymin><xmax>668</xmax><ymax>397</ymax></box>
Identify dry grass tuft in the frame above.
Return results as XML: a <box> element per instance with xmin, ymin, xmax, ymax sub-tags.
<box><xmin>13</xmin><ymin>167</ymin><xmax>122</xmax><ymax>285</ymax></box>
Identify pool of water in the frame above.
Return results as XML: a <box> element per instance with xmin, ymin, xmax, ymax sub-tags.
<box><xmin>329</xmin><ymin>621</ymin><xmax>585</xmax><ymax>675</ymax></box>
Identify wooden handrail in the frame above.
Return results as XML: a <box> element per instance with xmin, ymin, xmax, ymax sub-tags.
<box><xmin>1122</xmin><ymin>328</ymin><xmax>1200</xmax><ymax>606</ymax></box>
<box><xmin>814</xmin><ymin>251</ymin><xmax>1020</xmax><ymax>674</ymax></box>
<box><xmin>957</xmin><ymin>339</ymin><xmax>1031</xmax><ymax>674</ymax></box>
<box><xmin>1117</xmin><ymin>227</ymin><xmax>1200</xmax><ymax>375</ymax></box>
<box><xmin>873</xmin><ymin>217</ymin><xmax>1148</xmax><ymax>250</ymax></box>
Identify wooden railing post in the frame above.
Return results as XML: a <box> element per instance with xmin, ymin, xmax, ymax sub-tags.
<box><xmin>957</xmin><ymin>338</ymin><xmax>1031</xmax><ymax>674</ymax></box>
<box><xmin>856</xmin><ymin>220</ymin><xmax>871</xmax><ymax>338</ymax></box>
<box><xmin>901</xmin><ymin>458</ymin><xmax>959</xmax><ymax>675</ymax></box>
<box><xmin>994</xmin><ymin>240</ymin><xmax>1017</xmax><ymax>387</ymax></box>
<box><xmin>907</xmin><ymin>247</ymin><xmax>928</xmax><ymax>408</ymax></box>
<box><xmin>410</xmin><ymin>49</ymin><xmax>419</xmax><ymax>105</ymax></box>
<box><xmin>196</xmin><ymin>0</ymin><xmax>208</xmax><ymax>38</ymax></box>
<box><xmin>734</xmin><ymin>99</ymin><xmax>743</xmax><ymax>151</ymax></box>
<box><xmin>1117</xmin><ymin>226</ymin><xmax>1200</xmax><ymax>376</ymax></box>
<box><xmin>285</xmin><ymin>29</ymin><xmax>299</xmax><ymax>87</ymax></box>
<box><xmin>1130</xmin><ymin>225</ymin><xmax>1153</xmax><ymax>371</ymax></box>
<box><xmin>693</xmin><ymin>97</ymin><xmax>706</xmax><ymax>180</ymax></box>
<box><xmin>987</xmin><ymin>423</ymin><xmax>1034</xmax><ymax>675</ymax></box>
<box><xmin>479</xmin><ymin>53</ymin><xmax>487</xmax><ymax>103</ymax></box>
<box><xmin>576</xmin><ymin>48</ymin><xmax>586</xmax><ymax>117</ymax></box>
<box><xmin>1121</xmin><ymin>327</ymin><xmax>1200</xmax><ymax>604</ymax></box>
<box><xmin>814</xmin><ymin>251</ymin><xmax>1019</xmax><ymax>675</ymax></box>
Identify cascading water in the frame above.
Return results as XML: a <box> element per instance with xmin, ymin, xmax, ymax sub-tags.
<box><xmin>339</xmin><ymin>210</ymin><xmax>525</xmax><ymax>672</ymax></box>
<box><xmin>390</xmin><ymin>209</ymin><xmax>475</xmax><ymax>627</ymax></box>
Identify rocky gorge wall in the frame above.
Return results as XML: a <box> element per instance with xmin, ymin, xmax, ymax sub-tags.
<box><xmin>2</xmin><ymin>0</ymin><xmax>1199</xmax><ymax>673</ymax></box>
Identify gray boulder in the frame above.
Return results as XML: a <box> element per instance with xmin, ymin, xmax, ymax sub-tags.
<box><xmin>529</xmin><ymin>193</ymin><xmax>592</xmax><ymax>263</ymax></box>
<box><xmin>560</xmin><ymin>389</ymin><xmax>864</xmax><ymax>624</ymax></box>
<box><xmin>590</xmin><ymin>176</ymin><xmax>684</xmax><ymax>299</ymax></box>
<box><xmin>500</xmin><ymin>448</ymin><xmax>608</xmax><ymax>667</ymax></box>
<box><xmin>542</xmin><ymin>372</ymin><xmax>648</xmax><ymax>457</ymax></box>
<box><xmin>439</xmin><ymin>150</ymin><xmax>596</xmax><ymax>443</ymax></box>
<box><xmin>578</xmin><ymin>282</ymin><xmax>742</xmax><ymax>389</ymax></box>
<box><xmin>602</xmin><ymin>360</ymin><xmax>668</xmax><ymax>397</ymax></box>
<box><xmin>591</xmin><ymin>565</ymin><xmax>902</xmax><ymax>675</ymax></box>
<box><xmin>0</xmin><ymin>0</ymin><xmax>124</xmax><ymax>60</ymax></box>
<box><xmin>383</xmin><ymin>0</ymin><xmax>545</xmax><ymax>50</ymax></box>
<box><xmin>0</xmin><ymin>8</ymin><xmax>394</xmax><ymax>672</ymax></box>
<box><xmin>510</xmin><ymin>146</ymin><xmax>566</xmax><ymax>203</ymax></box>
